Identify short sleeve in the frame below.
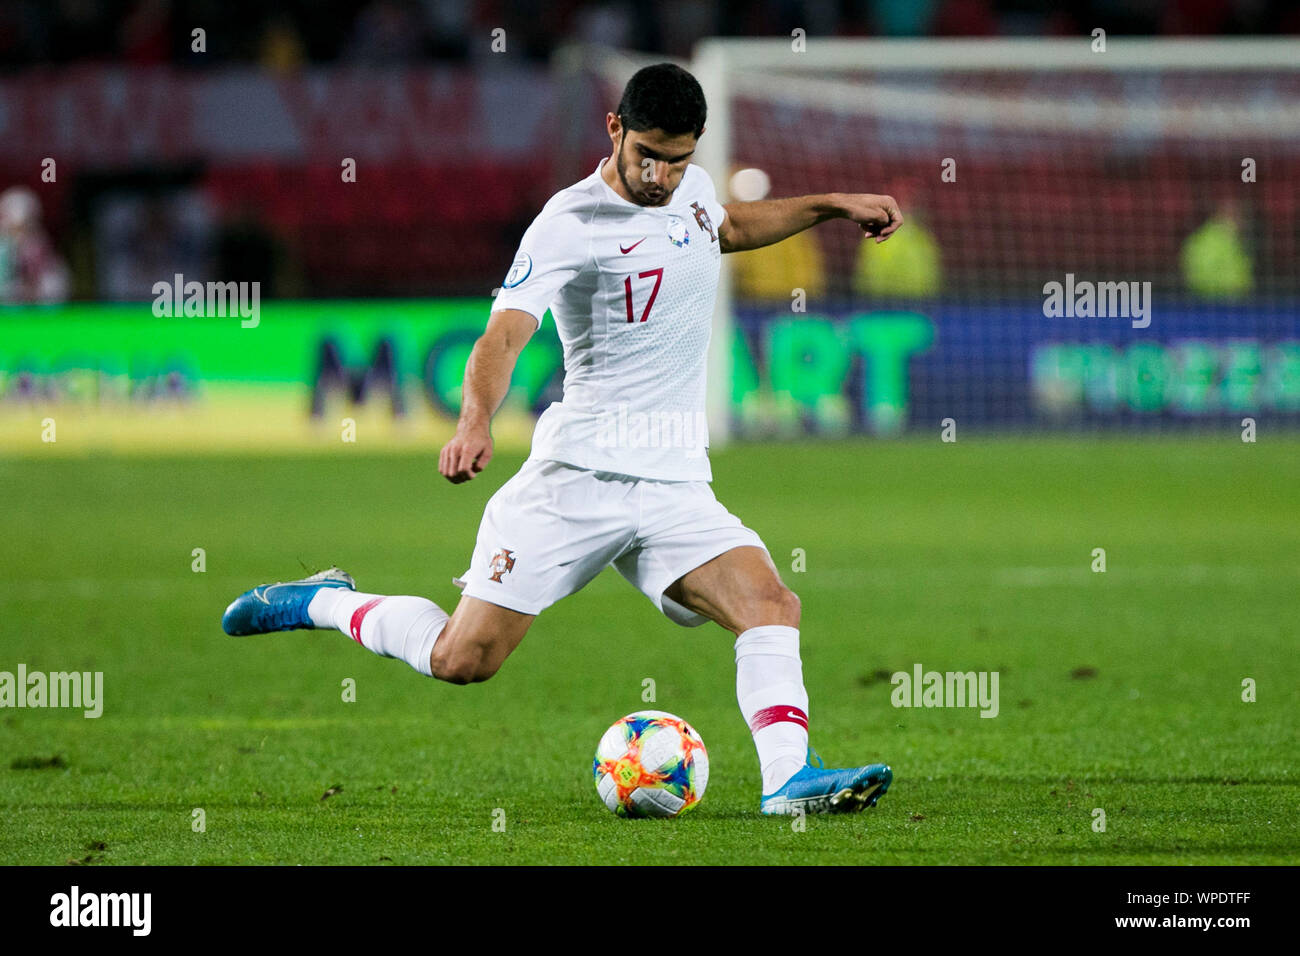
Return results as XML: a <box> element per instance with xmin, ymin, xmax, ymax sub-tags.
<box><xmin>691</xmin><ymin>165</ymin><xmax>727</xmax><ymax>244</ymax></box>
<box><xmin>491</xmin><ymin>202</ymin><xmax>590</xmax><ymax>329</ymax></box>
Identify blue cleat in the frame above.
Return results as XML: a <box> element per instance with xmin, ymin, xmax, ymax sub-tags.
<box><xmin>760</xmin><ymin>749</ymin><xmax>892</xmax><ymax>815</ymax></box>
<box><xmin>222</xmin><ymin>568</ymin><xmax>355</xmax><ymax>636</ymax></box>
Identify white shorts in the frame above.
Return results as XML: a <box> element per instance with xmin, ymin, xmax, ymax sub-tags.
<box><xmin>458</xmin><ymin>458</ymin><xmax>768</xmax><ymax>626</ymax></box>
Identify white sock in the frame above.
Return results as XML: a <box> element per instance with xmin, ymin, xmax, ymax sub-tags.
<box><xmin>735</xmin><ymin>624</ymin><xmax>810</xmax><ymax>794</ymax></box>
<box><xmin>307</xmin><ymin>589</ymin><xmax>447</xmax><ymax>677</ymax></box>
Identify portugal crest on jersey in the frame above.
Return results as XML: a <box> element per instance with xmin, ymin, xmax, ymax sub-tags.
<box><xmin>690</xmin><ymin>202</ymin><xmax>717</xmax><ymax>243</ymax></box>
<box><xmin>488</xmin><ymin>548</ymin><xmax>516</xmax><ymax>582</ymax></box>
<box><xmin>666</xmin><ymin>216</ymin><xmax>690</xmax><ymax>248</ymax></box>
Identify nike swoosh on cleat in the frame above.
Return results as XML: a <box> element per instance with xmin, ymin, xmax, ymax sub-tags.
<box><xmin>619</xmin><ymin>238</ymin><xmax>646</xmax><ymax>254</ymax></box>
<box><xmin>257</xmin><ymin>582</ymin><xmax>308</xmax><ymax>603</ymax></box>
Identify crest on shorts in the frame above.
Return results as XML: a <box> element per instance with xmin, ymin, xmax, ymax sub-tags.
<box><xmin>690</xmin><ymin>202</ymin><xmax>716</xmax><ymax>243</ymax></box>
<box><xmin>488</xmin><ymin>548</ymin><xmax>516</xmax><ymax>583</ymax></box>
<box><xmin>666</xmin><ymin>215</ymin><xmax>690</xmax><ymax>248</ymax></box>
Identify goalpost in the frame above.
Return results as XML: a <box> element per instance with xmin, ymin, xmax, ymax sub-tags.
<box><xmin>557</xmin><ymin>39</ymin><xmax>1300</xmax><ymax>442</ymax></box>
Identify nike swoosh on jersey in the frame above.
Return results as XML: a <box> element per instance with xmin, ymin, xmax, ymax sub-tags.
<box><xmin>619</xmin><ymin>238</ymin><xmax>647</xmax><ymax>254</ymax></box>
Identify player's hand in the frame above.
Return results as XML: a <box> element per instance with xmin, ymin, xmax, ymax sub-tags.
<box><xmin>439</xmin><ymin>424</ymin><xmax>494</xmax><ymax>484</ymax></box>
<box><xmin>839</xmin><ymin>193</ymin><xmax>903</xmax><ymax>243</ymax></box>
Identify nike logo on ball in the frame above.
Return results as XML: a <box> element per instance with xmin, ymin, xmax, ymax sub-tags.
<box><xmin>619</xmin><ymin>238</ymin><xmax>646</xmax><ymax>254</ymax></box>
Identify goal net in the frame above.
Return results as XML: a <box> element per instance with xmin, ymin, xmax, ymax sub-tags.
<box><xmin>556</xmin><ymin>39</ymin><xmax>1300</xmax><ymax>440</ymax></box>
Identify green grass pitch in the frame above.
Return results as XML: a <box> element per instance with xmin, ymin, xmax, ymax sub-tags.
<box><xmin>1</xmin><ymin>438</ymin><xmax>1297</xmax><ymax>865</ymax></box>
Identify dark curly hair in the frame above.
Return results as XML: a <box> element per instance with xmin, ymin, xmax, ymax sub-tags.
<box><xmin>616</xmin><ymin>63</ymin><xmax>707</xmax><ymax>139</ymax></box>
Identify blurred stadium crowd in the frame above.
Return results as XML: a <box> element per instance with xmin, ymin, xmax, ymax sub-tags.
<box><xmin>1</xmin><ymin>1</ymin><xmax>1297</xmax><ymax>304</ymax></box>
<box><xmin>2</xmin><ymin>0</ymin><xmax>1297</xmax><ymax>68</ymax></box>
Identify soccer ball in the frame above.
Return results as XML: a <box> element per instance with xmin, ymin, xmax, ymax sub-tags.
<box><xmin>592</xmin><ymin>710</ymin><xmax>709</xmax><ymax>818</ymax></box>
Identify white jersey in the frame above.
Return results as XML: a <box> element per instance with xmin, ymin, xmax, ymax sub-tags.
<box><xmin>490</xmin><ymin>158</ymin><xmax>726</xmax><ymax>482</ymax></box>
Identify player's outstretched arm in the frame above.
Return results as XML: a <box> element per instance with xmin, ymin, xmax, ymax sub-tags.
<box><xmin>439</xmin><ymin>308</ymin><xmax>537</xmax><ymax>484</ymax></box>
<box><xmin>719</xmin><ymin>192</ymin><xmax>903</xmax><ymax>253</ymax></box>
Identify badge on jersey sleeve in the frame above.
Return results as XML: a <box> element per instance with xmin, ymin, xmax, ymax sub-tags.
<box><xmin>666</xmin><ymin>216</ymin><xmax>690</xmax><ymax>248</ymax></box>
<box><xmin>503</xmin><ymin>253</ymin><xmax>533</xmax><ymax>288</ymax></box>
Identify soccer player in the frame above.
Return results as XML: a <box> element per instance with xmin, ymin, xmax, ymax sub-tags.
<box><xmin>223</xmin><ymin>64</ymin><xmax>903</xmax><ymax>815</ymax></box>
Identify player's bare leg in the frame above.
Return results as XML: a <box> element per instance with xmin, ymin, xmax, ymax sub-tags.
<box><xmin>667</xmin><ymin>545</ymin><xmax>892</xmax><ymax>815</ymax></box>
<box><xmin>429</xmin><ymin>595</ymin><xmax>534</xmax><ymax>684</ymax></box>
<box><xmin>666</xmin><ymin>546</ymin><xmax>806</xmax><ymax>792</ymax></box>
<box><xmin>665</xmin><ymin>545</ymin><xmax>800</xmax><ymax>634</ymax></box>
<box><xmin>223</xmin><ymin>571</ymin><xmax>533</xmax><ymax>684</ymax></box>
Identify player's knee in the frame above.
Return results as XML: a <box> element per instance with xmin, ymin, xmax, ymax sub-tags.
<box><xmin>776</xmin><ymin>586</ymin><xmax>801</xmax><ymax>625</ymax></box>
<box><xmin>429</xmin><ymin>627</ymin><xmax>501</xmax><ymax>685</ymax></box>
<box><xmin>755</xmin><ymin>582</ymin><xmax>801</xmax><ymax>627</ymax></box>
<box><xmin>431</xmin><ymin>649</ymin><xmax>498</xmax><ymax>685</ymax></box>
